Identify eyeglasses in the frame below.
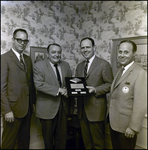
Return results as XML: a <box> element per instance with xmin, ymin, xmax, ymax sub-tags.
<box><xmin>14</xmin><ymin>38</ymin><xmax>29</xmax><ymax>44</ymax></box>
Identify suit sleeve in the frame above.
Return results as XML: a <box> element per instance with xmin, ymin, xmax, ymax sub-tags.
<box><xmin>129</xmin><ymin>70</ymin><xmax>147</xmax><ymax>133</ymax></box>
<box><xmin>1</xmin><ymin>55</ymin><xmax>12</xmax><ymax>115</ymax></box>
<box><xmin>67</xmin><ymin>63</ymin><xmax>72</xmax><ymax>78</ymax></box>
<box><xmin>95</xmin><ymin>61</ymin><xmax>114</xmax><ymax>97</ymax></box>
<box><xmin>29</xmin><ymin>59</ymin><xmax>36</xmax><ymax>105</ymax></box>
<box><xmin>33</xmin><ymin>62</ymin><xmax>59</xmax><ymax>96</ymax></box>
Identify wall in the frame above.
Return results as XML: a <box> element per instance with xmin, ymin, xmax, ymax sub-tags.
<box><xmin>1</xmin><ymin>1</ymin><xmax>147</xmax><ymax>75</ymax></box>
<box><xmin>1</xmin><ymin>1</ymin><xmax>147</xmax><ymax>149</ymax></box>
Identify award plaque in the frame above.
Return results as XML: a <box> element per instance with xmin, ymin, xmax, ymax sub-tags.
<box><xmin>65</xmin><ymin>77</ymin><xmax>89</xmax><ymax>97</ymax></box>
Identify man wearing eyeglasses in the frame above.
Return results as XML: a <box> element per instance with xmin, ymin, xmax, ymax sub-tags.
<box><xmin>1</xmin><ymin>28</ymin><xmax>36</xmax><ymax>149</ymax></box>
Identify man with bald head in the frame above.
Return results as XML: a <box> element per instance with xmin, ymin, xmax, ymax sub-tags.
<box><xmin>33</xmin><ymin>43</ymin><xmax>73</xmax><ymax>149</ymax></box>
<box><xmin>107</xmin><ymin>40</ymin><xmax>147</xmax><ymax>149</ymax></box>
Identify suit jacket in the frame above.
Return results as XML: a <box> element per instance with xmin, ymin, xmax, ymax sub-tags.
<box><xmin>33</xmin><ymin>59</ymin><xmax>72</xmax><ymax>119</ymax></box>
<box><xmin>108</xmin><ymin>62</ymin><xmax>147</xmax><ymax>133</ymax></box>
<box><xmin>75</xmin><ymin>56</ymin><xmax>113</xmax><ymax>121</ymax></box>
<box><xmin>1</xmin><ymin>50</ymin><xmax>36</xmax><ymax>118</ymax></box>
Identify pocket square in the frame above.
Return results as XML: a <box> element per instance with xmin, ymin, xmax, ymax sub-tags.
<box><xmin>125</xmin><ymin>82</ymin><xmax>130</xmax><ymax>85</ymax></box>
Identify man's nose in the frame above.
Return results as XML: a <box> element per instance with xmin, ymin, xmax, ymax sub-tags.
<box><xmin>120</xmin><ymin>52</ymin><xmax>125</xmax><ymax>57</ymax></box>
<box><xmin>21</xmin><ymin>41</ymin><xmax>25</xmax><ymax>45</ymax></box>
<box><xmin>83</xmin><ymin>47</ymin><xmax>87</xmax><ymax>51</ymax></box>
<box><xmin>55</xmin><ymin>52</ymin><xmax>60</xmax><ymax>56</ymax></box>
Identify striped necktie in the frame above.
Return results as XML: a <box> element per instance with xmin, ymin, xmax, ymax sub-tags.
<box><xmin>84</xmin><ymin>60</ymin><xmax>89</xmax><ymax>78</ymax></box>
<box><xmin>20</xmin><ymin>54</ymin><xmax>26</xmax><ymax>71</ymax></box>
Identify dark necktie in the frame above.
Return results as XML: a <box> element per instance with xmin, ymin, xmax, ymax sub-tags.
<box><xmin>20</xmin><ymin>54</ymin><xmax>26</xmax><ymax>71</ymax></box>
<box><xmin>54</xmin><ymin>64</ymin><xmax>62</xmax><ymax>87</ymax></box>
<box><xmin>84</xmin><ymin>60</ymin><xmax>89</xmax><ymax>78</ymax></box>
<box><xmin>114</xmin><ymin>67</ymin><xmax>124</xmax><ymax>86</ymax></box>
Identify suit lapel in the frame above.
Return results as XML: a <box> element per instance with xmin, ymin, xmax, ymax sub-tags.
<box><xmin>45</xmin><ymin>59</ymin><xmax>61</xmax><ymax>86</ymax></box>
<box><xmin>81</xmin><ymin>61</ymin><xmax>85</xmax><ymax>77</ymax></box>
<box><xmin>112</xmin><ymin>68</ymin><xmax>123</xmax><ymax>89</ymax></box>
<box><xmin>113</xmin><ymin>63</ymin><xmax>136</xmax><ymax>90</ymax></box>
<box><xmin>59</xmin><ymin>61</ymin><xmax>65</xmax><ymax>86</ymax></box>
<box><xmin>23</xmin><ymin>54</ymin><xmax>28</xmax><ymax>73</ymax></box>
<box><xmin>86</xmin><ymin>56</ymin><xmax>98</xmax><ymax>79</ymax></box>
<box><xmin>9</xmin><ymin>50</ymin><xmax>26</xmax><ymax>72</ymax></box>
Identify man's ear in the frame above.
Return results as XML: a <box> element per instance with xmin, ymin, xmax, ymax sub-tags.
<box><xmin>133</xmin><ymin>51</ymin><xmax>137</xmax><ymax>59</ymax></box>
<box><xmin>93</xmin><ymin>45</ymin><xmax>96</xmax><ymax>52</ymax></box>
<box><xmin>133</xmin><ymin>51</ymin><xmax>136</xmax><ymax>56</ymax></box>
<box><xmin>46</xmin><ymin>52</ymin><xmax>49</xmax><ymax>58</ymax></box>
<box><xmin>12</xmin><ymin>38</ymin><xmax>15</xmax><ymax>42</ymax></box>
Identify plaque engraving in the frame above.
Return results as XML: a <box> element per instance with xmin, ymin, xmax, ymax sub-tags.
<box><xmin>65</xmin><ymin>77</ymin><xmax>89</xmax><ymax>97</ymax></box>
<box><xmin>70</xmin><ymin>84</ymin><xmax>84</xmax><ymax>89</ymax></box>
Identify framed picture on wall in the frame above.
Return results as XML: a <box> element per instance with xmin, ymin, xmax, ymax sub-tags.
<box><xmin>116</xmin><ymin>45</ymin><xmax>122</xmax><ymax>68</ymax></box>
<box><xmin>30</xmin><ymin>46</ymin><xmax>47</xmax><ymax>66</ymax></box>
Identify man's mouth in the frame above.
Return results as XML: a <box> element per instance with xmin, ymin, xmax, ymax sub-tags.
<box><xmin>119</xmin><ymin>57</ymin><xmax>126</xmax><ymax>61</ymax></box>
<box><xmin>83</xmin><ymin>52</ymin><xmax>89</xmax><ymax>55</ymax></box>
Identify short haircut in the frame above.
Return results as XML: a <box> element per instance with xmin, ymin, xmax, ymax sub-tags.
<box><xmin>119</xmin><ymin>40</ymin><xmax>137</xmax><ymax>53</ymax></box>
<box><xmin>13</xmin><ymin>28</ymin><xmax>28</xmax><ymax>38</ymax></box>
<box><xmin>80</xmin><ymin>37</ymin><xmax>95</xmax><ymax>47</ymax></box>
<box><xmin>47</xmin><ymin>43</ymin><xmax>62</xmax><ymax>53</ymax></box>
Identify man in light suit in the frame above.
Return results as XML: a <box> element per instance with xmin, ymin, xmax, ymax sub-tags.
<box><xmin>1</xmin><ymin>28</ymin><xmax>36</xmax><ymax>149</ymax></box>
<box><xmin>107</xmin><ymin>40</ymin><xmax>147</xmax><ymax>149</ymax></box>
<box><xmin>75</xmin><ymin>37</ymin><xmax>113</xmax><ymax>149</ymax></box>
<box><xmin>33</xmin><ymin>43</ymin><xmax>73</xmax><ymax>149</ymax></box>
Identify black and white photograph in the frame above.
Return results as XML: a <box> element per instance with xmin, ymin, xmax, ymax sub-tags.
<box><xmin>34</xmin><ymin>52</ymin><xmax>45</xmax><ymax>63</ymax></box>
<box><xmin>30</xmin><ymin>46</ymin><xmax>47</xmax><ymax>66</ymax></box>
<box><xmin>1</xmin><ymin>1</ymin><xmax>147</xmax><ymax>149</ymax></box>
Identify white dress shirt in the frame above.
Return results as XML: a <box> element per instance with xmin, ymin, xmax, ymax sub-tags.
<box><xmin>122</xmin><ymin>61</ymin><xmax>134</xmax><ymax>76</ymax></box>
<box><xmin>12</xmin><ymin>48</ymin><xmax>24</xmax><ymax>61</ymax></box>
<box><xmin>49</xmin><ymin>61</ymin><xmax>63</xmax><ymax>85</ymax></box>
<box><xmin>49</xmin><ymin>61</ymin><xmax>63</xmax><ymax>95</ymax></box>
<box><xmin>87</xmin><ymin>55</ymin><xmax>95</xmax><ymax>73</ymax></box>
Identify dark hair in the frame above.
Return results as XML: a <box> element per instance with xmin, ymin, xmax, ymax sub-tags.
<box><xmin>119</xmin><ymin>40</ymin><xmax>137</xmax><ymax>53</ymax></box>
<box><xmin>80</xmin><ymin>37</ymin><xmax>95</xmax><ymax>47</ymax></box>
<box><xmin>47</xmin><ymin>43</ymin><xmax>62</xmax><ymax>53</ymax></box>
<box><xmin>13</xmin><ymin>28</ymin><xmax>28</xmax><ymax>38</ymax></box>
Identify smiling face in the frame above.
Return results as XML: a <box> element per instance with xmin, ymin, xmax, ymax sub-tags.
<box><xmin>47</xmin><ymin>45</ymin><xmax>62</xmax><ymax>64</ymax></box>
<box><xmin>80</xmin><ymin>39</ymin><xmax>95</xmax><ymax>60</ymax></box>
<box><xmin>12</xmin><ymin>31</ymin><xmax>28</xmax><ymax>54</ymax></box>
<box><xmin>118</xmin><ymin>42</ymin><xmax>136</xmax><ymax>67</ymax></box>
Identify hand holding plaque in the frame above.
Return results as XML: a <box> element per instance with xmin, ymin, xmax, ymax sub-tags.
<box><xmin>86</xmin><ymin>86</ymin><xmax>96</xmax><ymax>94</ymax></box>
<box><xmin>65</xmin><ymin>77</ymin><xmax>89</xmax><ymax>97</ymax></box>
<box><xmin>59</xmin><ymin>87</ymin><xmax>68</xmax><ymax>97</ymax></box>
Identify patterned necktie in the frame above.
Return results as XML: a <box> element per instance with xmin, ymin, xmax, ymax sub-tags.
<box><xmin>84</xmin><ymin>60</ymin><xmax>89</xmax><ymax>78</ymax></box>
<box><xmin>54</xmin><ymin>64</ymin><xmax>62</xmax><ymax>87</ymax></box>
<box><xmin>20</xmin><ymin>54</ymin><xmax>26</xmax><ymax>71</ymax></box>
<box><xmin>114</xmin><ymin>67</ymin><xmax>124</xmax><ymax>86</ymax></box>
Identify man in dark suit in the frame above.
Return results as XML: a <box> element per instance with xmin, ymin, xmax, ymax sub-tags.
<box><xmin>33</xmin><ymin>43</ymin><xmax>74</xmax><ymax>149</ymax></box>
<box><xmin>107</xmin><ymin>40</ymin><xmax>147</xmax><ymax>149</ymax></box>
<box><xmin>1</xmin><ymin>28</ymin><xmax>36</xmax><ymax>149</ymax></box>
<box><xmin>75</xmin><ymin>37</ymin><xmax>113</xmax><ymax>149</ymax></box>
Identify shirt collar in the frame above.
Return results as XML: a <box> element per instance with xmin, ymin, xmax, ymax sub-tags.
<box><xmin>87</xmin><ymin>55</ymin><xmax>95</xmax><ymax>64</ymax></box>
<box><xmin>49</xmin><ymin>61</ymin><xmax>60</xmax><ymax>67</ymax></box>
<box><xmin>123</xmin><ymin>61</ymin><xmax>134</xmax><ymax>71</ymax></box>
<box><xmin>12</xmin><ymin>48</ymin><xmax>23</xmax><ymax>60</ymax></box>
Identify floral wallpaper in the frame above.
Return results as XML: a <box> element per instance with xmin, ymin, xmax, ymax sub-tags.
<box><xmin>1</xmin><ymin>1</ymin><xmax>147</xmax><ymax>76</ymax></box>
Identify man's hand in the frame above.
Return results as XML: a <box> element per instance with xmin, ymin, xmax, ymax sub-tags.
<box><xmin>5</xmin><ymin>111</ymin><xmax>14</xmax><ymax>122</ymax></box>
<box><xmin>125</xmin><ymin>127</ymin><xmax>136</xmax><ymax>138</ymax></box>
<box><xmin>59</xmin><ymin>87</ymin><xmax>68</xmax><ymax>97</ymax></box>
<box><xmin>86</xmin><ymin>86</ymin><xmax>96</xmax><ymax>93</ymax></box>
